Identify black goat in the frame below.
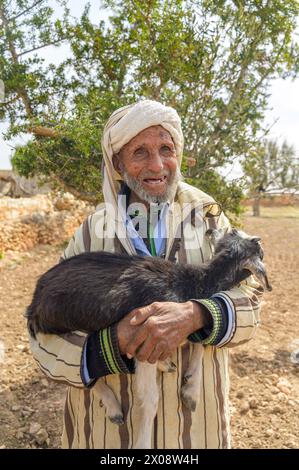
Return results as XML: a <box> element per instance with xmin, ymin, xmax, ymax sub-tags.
<box><xmin>26</xmin><ymin>228</ymin><xmax>271</xmax><ymax>338</ymax></box>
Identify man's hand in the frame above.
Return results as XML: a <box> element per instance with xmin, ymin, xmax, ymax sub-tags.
<box><xmin>117</xmin><ymin>301</ymin><xmax>207</xmax><ymax>364</ymax></box>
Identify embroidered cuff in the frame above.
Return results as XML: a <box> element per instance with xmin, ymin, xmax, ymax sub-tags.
<box><xmin>82</xmin><ymin>324</ymin><xmax>135</xmax><ymax>384</ymax></box>
<box><xmin>188</xmin><ymin>298</ymin><xmax>227</xmax><ymax>346</ymax></box>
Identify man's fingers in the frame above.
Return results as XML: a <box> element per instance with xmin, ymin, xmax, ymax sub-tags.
<box><xmin>147</xmin><ymin>343</ymin><xmax>167</xmax><ymax>364</ymax></box>
<box><xmin>125</xmin><ymin>327</ymin><xmax>148</xmax><ymax>358</ymax></box>
<box><xmin>135</xmin><ymin>336</ymin><xmax>157</xmax><ymax>362</ymax></box>
<box><xmin>130</xmin><ymin>304</ymin><xmax>154</xmax><ymax>325</ymax></box>
<box><xmin>159</xmin><ymin>351</ymin><xmax>172</xmax><ymax>362</ymax></box>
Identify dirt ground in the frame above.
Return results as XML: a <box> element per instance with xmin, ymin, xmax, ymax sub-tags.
<box><xmin>0</xmin><ymin>213</ymin><xmax>298</xmax><ymax>449</ymax></box>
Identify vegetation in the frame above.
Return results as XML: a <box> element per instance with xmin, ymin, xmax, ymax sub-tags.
<box><xmin>243</xmin><ymin>139</ymin><xmax>299</xmax><ymax>216</ymax></box>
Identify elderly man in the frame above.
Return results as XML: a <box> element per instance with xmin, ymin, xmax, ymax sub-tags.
<box><xmin>29</xmin><ymin>100</ymin><xmax>264</xmax><ymax>449</ymax></box>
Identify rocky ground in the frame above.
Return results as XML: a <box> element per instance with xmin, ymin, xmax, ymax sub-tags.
<box><xmin>0</xmin><ymin>213</ymin><xmax>298</xmax><ymax>449</ymax></box>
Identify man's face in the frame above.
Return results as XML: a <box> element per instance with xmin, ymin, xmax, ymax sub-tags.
<box><xmin>113</xmin><ymin>125</ymin><xmax>181</xmax><ymax>204</ymax></box>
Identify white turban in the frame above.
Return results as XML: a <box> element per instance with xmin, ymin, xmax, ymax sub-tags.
<box><xmin>101</xmin><ymin>99</ymin><xmax>184</xmax><ymax>206</ymax></box>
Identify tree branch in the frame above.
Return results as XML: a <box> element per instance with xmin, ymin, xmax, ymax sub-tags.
<box><xmin>8</xmin><ymin>0</ymin><xmax>46</xmax><ymax>23</ymax></box>
<box><xmin>17</xmin><ymin>36</ymin><xmax>71</xmax><ymax>57</ymax></box>
<box><xmin>0</xmin><ymin>5</ymin><xmax>33</xmax><ymax>116</ymax></box>
<box><xmin>50</xmin><ymin>173</ymin><xmax>98</xmax><ymax>204</ymax></box>
<box><xmin>28</xmin><ymin>126</ymin><xmax>59</xmax><ymax>138</ymax></box>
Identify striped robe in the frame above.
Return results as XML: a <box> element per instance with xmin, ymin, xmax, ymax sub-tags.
<box><xmin>28</xmin><ymin>182</ymin><xmax>264</xmax><ymax>448</ymax></box>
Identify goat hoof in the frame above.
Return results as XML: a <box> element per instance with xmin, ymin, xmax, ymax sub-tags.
<box><xmin>109</xmin><ymin>414</ymin><xmax>124</xmax><ymax>425</ymax></box>
<box><xmin>181</xmin><ymin>390</ymin><xmax>197</xmax><ymax>412</ymax></box>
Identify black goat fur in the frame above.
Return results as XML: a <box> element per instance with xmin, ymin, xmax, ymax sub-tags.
<box><xmin>26</xmin><ymin>230</ymin><xmax>263</xmax><ymax>337</ymax></box>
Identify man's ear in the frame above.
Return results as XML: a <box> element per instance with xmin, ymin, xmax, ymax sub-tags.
<box><xmin>112</xmin><ymin>153</ymin><xmax>121</xmax><ymax>173</ymax></box>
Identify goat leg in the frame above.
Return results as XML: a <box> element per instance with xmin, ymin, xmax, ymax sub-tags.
<box><xmin>93</xmin><ymin>379</ymin><xmax>124</xmax><ymax>425</ymax></box>
<box><xmin>133</xmin><ymin>361</ymin><xmax>159</xmax><ymax>449</ymax></box>
<box><xmin>181</xmin><ymin>343</ymin><xmax>204</xmax><ymax>412</ymax></box>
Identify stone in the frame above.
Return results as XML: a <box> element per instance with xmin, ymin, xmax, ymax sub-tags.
<box><xmin>249</xmin><ymin>399</ymin><xmax>258</xmax><ymax>409</ymax></box>
<box><xmin>263</xmin><ymin>378</ymin><xmax>272</xmax><ymax>386</ymax></box>
<box><xmin>23</xmin><ymin>406</ymin><xmax>34</xmax><ymax>412</ymax></box>
<box><xmin>272</xmin><ymin>406</ymin><xmax>284</xmax><ymax>414</ymax></box>
<box><xmin>15</xmin><ymin>431</ymin><xmax>24</xmax><ymax>440</ymax></box>
<box><xmin>29</xmin><ymin>422</ymin><xmax>41</xmax><ymax>435</ymax></box>
<box><xmin>240</xmin><ymin>402</ymin><xmax>250</xmax><ymax>414</ymax></box>
<box><xmin>261</xmin><ymin>400</ymin><xmax>270</xmax><ymax>407</ymax></box>
<box><xmin>277</xmin><ymin>392</ymin><xmax>288</xmax><ymax>402</ymax></box>
<box><xmin>286</xmin><ymin>441</ymin><xmax>297</xmax><ymax>449</ymax></box>
<box><xmin>16</xmin><ymin>344</ymin><xmax>28</xmax><ymax>352</ymax></box>
<box><xmin>276</xmin><ymin>378</ymin><xmax>292</xmax><ymax>396</ymax></box>
<box><xmin>40</xmin><ymin>378</ymin><xmax>49</xmax><ymax>388</ymax></box>
<box><xmin>11</xmin><ymin>405</ymin><xmax>21</xmax><ymax>412</ymax></box>
<box><xmin>236</xmin><ymin>391</ymin><xmax>245</xmax><ymax>399</ymax></box>
<box><xmin>21</xmin><ymin>410</ymin><xmax>32</xmax><ymax>418</ymax></box>
<box><xmin>277</xmin><ymin>385</ymin><xmax>291</xmax><ymax>395</ymax></box>
<box><xmin>265</xmin><ymin>429</ymin><xmax>274</xmax><ymax>437</ymax></box>
<box><xmin>18</xmin><ymin>426</ymin><xmax>28</xmax><ymax>433</ymax></box>
<box><xmin>271</xmin><ymin>373</ymin><xmax>279</xmax><ymax>380</ymax></box>
<box><xmin>35</xmin><ymin>428</ymin><xmax>49</xmax><ymax>445</ymax></box>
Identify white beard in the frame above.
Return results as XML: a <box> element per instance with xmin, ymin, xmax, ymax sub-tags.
<box><xmin>120</xmin><ymin>166</ymin><xmax>183</xmax><ymax>204</ymax></box>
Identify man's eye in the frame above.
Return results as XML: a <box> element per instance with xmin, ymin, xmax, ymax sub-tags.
<box><xmin>134</xmin><ymin>148</ymin><xmax>146</xmax><ymax>156</ymax></box>
<box><xmin>161</xmin><ymin>146</ymin><xmax>172</xmax><ymax>152</ymax></box>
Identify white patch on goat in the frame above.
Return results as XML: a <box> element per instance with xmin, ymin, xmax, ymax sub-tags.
<box><xmin>134</xmin><ymin>361</ymin><xmax>159</xmax><ymax>449</ymax></box>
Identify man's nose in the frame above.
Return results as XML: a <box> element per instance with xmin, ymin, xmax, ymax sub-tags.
<box><xmin>147</xmin><ymin>151</ymin><xmax>164</xmax><ymax>173</ymax></box>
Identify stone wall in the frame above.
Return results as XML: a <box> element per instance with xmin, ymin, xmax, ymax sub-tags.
<box><xmin>0</xmin><ymin>192</ymin><xmax>94</xmax><ymax>253</ymax></box>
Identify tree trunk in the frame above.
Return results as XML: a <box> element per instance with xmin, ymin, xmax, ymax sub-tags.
<box><xmin>252</xmin><ymin>195</ymin><xmax>261</xmax><ymax>217</ymax></box>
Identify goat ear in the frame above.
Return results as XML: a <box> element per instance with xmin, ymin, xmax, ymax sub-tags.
<box><xmin>251</xmin><ymin>236</ymin><xmax>261</xmax><ymax>243</ymax></box>
<box><xmin>205</xmin><ymin>228</ymin><xmax>224</xmax><ymax>246</ymax></box>
<box><xmin>205</xmin><ymin>229</ymin><xmax>215</xmax><ymax>238</ymax></box>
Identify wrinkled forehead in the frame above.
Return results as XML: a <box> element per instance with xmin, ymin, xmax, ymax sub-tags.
<box><xmin>119</xmin><ymin>125</ymin><xmax>174</xmax><ymax>153</ymax></box>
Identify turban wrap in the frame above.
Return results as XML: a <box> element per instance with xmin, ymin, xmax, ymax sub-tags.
<box><xmin>101</xmin><ymin>99</ymin><xmax>184</xmax><ymax>206</ymax></box>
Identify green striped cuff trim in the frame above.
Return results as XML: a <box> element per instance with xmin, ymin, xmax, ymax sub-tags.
<box><xmin>99</xmin><ymin>328</ymin><xmax>122</xmax><ymax>374</ymax></box>
<box><xmin>191</xmin><ymin>299</ymin><xmax>223</xmax><ymax>345</ymax></box>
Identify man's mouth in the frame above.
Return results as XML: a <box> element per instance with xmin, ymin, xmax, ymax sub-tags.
<box><xmin>142</xmin><ymin>175</ymin><xmax>167</xmax><ymax>186</ymax></box>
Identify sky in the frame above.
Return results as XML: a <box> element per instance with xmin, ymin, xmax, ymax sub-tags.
<box><xmin>1</xmin><ymin>0</ymin><xmax>299</xmax><ymax>179</ymax></box>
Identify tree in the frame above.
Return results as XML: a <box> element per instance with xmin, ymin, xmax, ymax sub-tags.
<box><xmin>243</xmin><ymin>139</ymin><xmax>299</xmax><ymax>216</ymax></box>
<box><xmin>1</xmin><ymin>0</ymin><xmax>299</xmax><ymax>212</ymax></box>
<box><xmin>0</xmin><ymin>0</ymin><xmax>70</xmax><ymax>135</ymax></box>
